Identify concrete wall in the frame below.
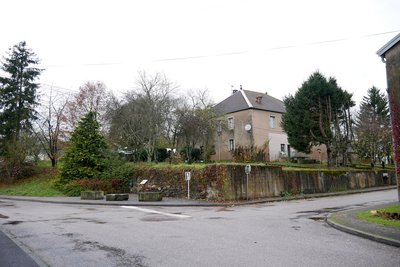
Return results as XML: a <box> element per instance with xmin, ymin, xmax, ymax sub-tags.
<box><xmin>219</xmin><ymin>165</ymin><xmax>396</xmax><ymax>200</ymax></box>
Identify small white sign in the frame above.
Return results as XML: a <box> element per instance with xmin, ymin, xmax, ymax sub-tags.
<box><xmin>245</xmin><ymin>165</ymin><xmax>251</xmax><ymax>174</ymax></box>
<box><xmin>140</xmin><ymin>179</ymin><xmax>148</xmax><ymax>185</ymax></box>
<box><xmin>185</xmin><ymin>172</ymin><xmax>191</xmax><ymax>181</ymax></box>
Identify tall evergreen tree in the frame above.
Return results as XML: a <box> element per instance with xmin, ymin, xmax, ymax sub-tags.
<box><xmin>282</xmin><ymin>71</ymin><xmax>355</xmax><ymax>166</ymax></box>
<box><xmin>59</xmin><ymin>111</ymin><xmax>108</xmax><ymax>184</ymax></box>
<box><xmin>0</xmin><ymin>41</ymin><xmax>42</xmax><ymax>149</ymax></box>
<box><xmin>354</xmin><ymin>87</ymin><xmax>391</xmax><ymax>162</ymax></box>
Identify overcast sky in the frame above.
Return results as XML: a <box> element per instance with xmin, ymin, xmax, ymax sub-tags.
<box><xmin>1</xmin><ymin>0</ymin><xmax>399</xmax><ymax>106</ymax></box>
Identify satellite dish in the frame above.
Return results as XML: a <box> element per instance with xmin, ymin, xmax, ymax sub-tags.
<box><xmin>245</xmin><ymin>124</ymin><xmax>252</xmax><ymax>132</ymax></box>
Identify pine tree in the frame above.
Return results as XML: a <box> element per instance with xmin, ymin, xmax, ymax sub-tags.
<box><xmin>0</xmin><ymin>41</ymin><xmax>42</xmax><ymax>149</ymax></box>
<box><xmin>355</xmin><ymin>87</ymin><xmax>391</xmax><ymax>162</ymax></box>
<box><xmin>59</xmin><ymin>111</ymin><xmax>108</xmax><ymax>184</ymax></box>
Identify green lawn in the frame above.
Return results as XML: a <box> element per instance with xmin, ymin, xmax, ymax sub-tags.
<box><xmin>357</xmin><ymin>204</ymin><xmax>400</xmax><ymax>229</ymax></box>
<box><xmin>0</xmin><ymin>167</ymin><xmax>64</xmax><ymax>197</ymax></box>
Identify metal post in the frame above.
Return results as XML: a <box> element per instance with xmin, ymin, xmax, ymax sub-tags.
<box><xmin>246</xmin><ymin>173</ymin><xmax>249</xmax><ymax>200</ymax></box>
<box><xmin>244</xmin><ymin>165</ymin><xmax>251</xmax><ymax>200</ymax></box>
<box><xmin>187</xmin><ymin>179</ymin><xmax>190</xmax><ymax>199</ymax></box>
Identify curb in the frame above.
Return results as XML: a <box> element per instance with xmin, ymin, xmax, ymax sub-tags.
<box><xmin>0</xmin><ymin>186</ymin><xmax>396</xmax><ymax>207</ymax></box>
<box><xmin>326</xmin><ymin>213</ymin><xmax>400</xmax><ymax>247</ymax></box>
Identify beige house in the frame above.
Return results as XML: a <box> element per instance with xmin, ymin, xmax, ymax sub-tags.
<box><xmin>212</xmin><ymin>89</ymin><xmax>292</xmax><ymax>161</ymax></box>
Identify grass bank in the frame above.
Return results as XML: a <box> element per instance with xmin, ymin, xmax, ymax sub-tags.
<box><xmin>0</xmin><ymin>167</ymin><xmax>63</xmax><ymax>197</ymax></box>
<box><xmin>357</xmin><ymin>204</ymin><xmax>400</xmax><ymax>229</ymax></box>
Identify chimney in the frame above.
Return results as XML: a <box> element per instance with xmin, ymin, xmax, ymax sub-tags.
<box><xmin>240</xmin><ymin>85</ymin><xmax>243</xmax><ymax>90</ymax></box>
<box><xmin>232</xmin><ymin>89</ymin><xmax>238</xmax><ymax>95</ymax></box>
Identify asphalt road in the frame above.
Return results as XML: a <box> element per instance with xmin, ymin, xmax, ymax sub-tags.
<box><xmin>1</xmin><ymin>190</ymin><xmax>399</xmax><ymax>267</ymax></box>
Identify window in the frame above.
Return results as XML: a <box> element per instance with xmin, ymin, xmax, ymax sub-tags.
<box><xmin>269</xmin><ymin>115</ymin><xmax>276</xmax><ymax>128</ymax></box>
<box><xmin>229</xmin><ymin>139</ymin><xmax>235</xmax><ymax>151</ymax></box>
<box><xmin>280</xmin><ymin>144</ymin><xmax>286</xmax><ymax>153</ymax></box>
<box><xmin>228</xmin><ymin>117</ymin><xmax>234</xmax><ymax>130</ymax></box>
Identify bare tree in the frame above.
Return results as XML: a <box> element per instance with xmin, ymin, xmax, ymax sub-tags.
<box><xmin>108</xmin><ymin>71</ymin><xmax>177</xmax><ymax>162</ymax></box>
<box><xmin>174</xmin><ymin>89</ymin><xmax>217</xmax><ymax>162</ymax></box>
<box><xmin>64</xmin><ymin>81</ymin><xmax>115</xmax><ymax>133</ymax></box>
<box><xmin>36</xmin><ymin>88</ymin><xmax>68</xmax><ymax>167</ymax></box>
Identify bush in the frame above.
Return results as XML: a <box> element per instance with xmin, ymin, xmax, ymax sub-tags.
<box><xmin>0</xmin><ymin>160</ymin><xmax>39</xmax><ymax>183</ymax></box>
<box><xmin>60</xmin><ymin>177</ymin><xmax>130</xmax><ymax>196</ymax></box>
<box><xmin>180</xmin><ymin>147</ymin><xmax>202</xmax><ymax>163</ymax></box>
<box><xmin>156</xmin><ymin>148</ymin><xmax>169</xmax><ymax>162</ymax></box>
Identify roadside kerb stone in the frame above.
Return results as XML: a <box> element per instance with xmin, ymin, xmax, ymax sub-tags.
<box><xmin>106</xmin><ymin>193</ymin><xmax>129</xmax><ymax>201</ymax></box>
<box><xmin>80</xmin><ymin>191</ymin><xmax>104</xmax><ymax>200</ymax></box>
<box><xmin>326</xmin><ymin>203</ymin><xmax>400</xmax><ymax>247</ymax></box>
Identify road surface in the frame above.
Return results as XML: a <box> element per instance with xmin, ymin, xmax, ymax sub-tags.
<box><xmin>1</xmin><ymin>190</ymin><xmax>399</xmax><ymax>266</ymax></box>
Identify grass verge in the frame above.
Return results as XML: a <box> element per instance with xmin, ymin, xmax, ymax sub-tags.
<box><xmin>0</xmin><ymin>167</ymin><xmax>64</xmax><ymax>197</ymax></box>
<box><xmin>357</xmin><ymin>204</ymin><xmax>400</xmax><ymax>229</ymax></box>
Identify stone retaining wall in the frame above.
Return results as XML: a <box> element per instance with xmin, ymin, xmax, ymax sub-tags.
<box><xmin>220</xmin><ymin>165</ymin><xmax>396</xmax><ymax>200</ymax></box>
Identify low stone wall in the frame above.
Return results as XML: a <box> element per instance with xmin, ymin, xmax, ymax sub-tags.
<box><xmin>129</xmin><ymin>164</ymin><xmax>396</xmax><ymax>200</ymax></box>
<box><xmin>221</xmin><ymin>165</ymin><xmax>396</xmax><ymax>200</ymax></box>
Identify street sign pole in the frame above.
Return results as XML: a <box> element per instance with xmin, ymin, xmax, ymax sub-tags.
<box><xmin>246</xmin><ymin>172</ymin><xmax>249</xmax><ymax>200</ymax></box>
<box><xmin>188</xmin><ymin>179</ymin><xmax>190</xmax><ymax>199</ymax></box>
<box><xmin>185</xmin><ymin>172</ymin><xmax>191</xmax><ymax>199</ymax></box>
<box><xmin>245</xmin><ymin>165</ymin><xmax>251</xmax><ymax>200</ymax></box>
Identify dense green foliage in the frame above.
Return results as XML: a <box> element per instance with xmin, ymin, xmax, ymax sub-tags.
<box><xmin>0</xmin><ymin>41</ymin><xmax>43</xmax><ymax>181</ymax></box>
<box><xmin>59</xmin><ymin>111</ymin><xmax>108</xmax><ymax>184</ymax></box>
<box><xmin>282</xmin><ymin>71</ymin><xmax>354</xmax><ymax>166</ymax></box>
<box><xmin>0</xmin><ymin>41</ymin><xmax>42</xmax><ymax>144</ymax></box>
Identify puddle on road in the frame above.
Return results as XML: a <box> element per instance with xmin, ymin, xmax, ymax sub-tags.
<box><xmin>207</xmin><ymin>217</ymin><xmax>225</xmax><ymax>220</ymax></box>
<box><xmin>216</xmin><ymin>207</ymin><xmax>235</xmax><ymax>212</ymax></box>
<box><xmin>0</xmin><ymin>201</ymin><xmax>15</xmax><ymax>207</ymax></box>
<box><xmin>309</xmin><ymin>216</ymin><xmax>325</xmax><ymax>221</ymax></box>
<box><xmin>3</xmin><ymin>220</ymin><xmax>23</xmax><ymax>225</ymax></box>
<box><xmin>140</xmin><ymin>215</ymin><xmax>179</xmax><ymax>222</ymax></box>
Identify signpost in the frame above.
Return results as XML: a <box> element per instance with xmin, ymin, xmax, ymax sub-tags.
<box><xmin>245</xmin><ymin>165</ymin><xmax>251</xmax><ymax>200</ymax></box>
<box><xmin>185</xmin><ymin>172</ymin><xmax>191</xmax><ymax>199</ymax></box>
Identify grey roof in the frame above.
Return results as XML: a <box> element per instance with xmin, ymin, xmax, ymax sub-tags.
<box><xmin>214</xmin><ymin>90</ymin><xmax>286</xmax><ymax>115</ymax></box>
<box><xmin>377</xmin><ymin>32</ymin><xmax>400</xmax><ymax>58</ymax></box>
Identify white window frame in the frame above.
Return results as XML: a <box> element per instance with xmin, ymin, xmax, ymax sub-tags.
<box><xmin>227</xmin><ymin>117</ymin><xmax>234</xmax><ymax>130</ymax></box>
<box><xmin>228</xmin><ymin>139</ymin><xmax>235</xmax><ymax>151</ymax></box>
<box><xmin>269</xmin><ymin>115</ymin><xmax>276</xmax><ymax>129</ymax></box>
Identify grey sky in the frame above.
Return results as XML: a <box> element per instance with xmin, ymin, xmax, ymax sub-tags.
<box><xmin>1</xmin><ymin>0</ymin><xmax>399</xmax><ymax>105</ymax></box>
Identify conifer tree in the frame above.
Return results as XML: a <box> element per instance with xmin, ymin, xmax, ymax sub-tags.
<box><xmin>354</xmin><ymin>87</ymin><xmax>391</xmax><ymax>162</ymax></box>
<box><xmin>282</xmin><ymin>71</ymin><xmax>355</xmax><ymax>166</ymax></box>
<box><xmin>0</xmin><ymin>41</ymin><xmax>42</xmax><ymax>150</ymax></box>
<box><xmin>59</xmin><ymin>111</ymin><xmax>108</xmax><ymax>184</ymax></box>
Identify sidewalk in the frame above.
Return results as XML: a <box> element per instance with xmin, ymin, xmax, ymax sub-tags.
<box><xmin>327</xmin><ymin>202</ymin><xmax>400</xmax><ymax>247</ymax></box>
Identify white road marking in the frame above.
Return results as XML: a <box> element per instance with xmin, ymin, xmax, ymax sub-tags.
<box><xmin>120</xmin><ymin>206</ymin><xmax>191</xmax><ymax>218</ymax></box>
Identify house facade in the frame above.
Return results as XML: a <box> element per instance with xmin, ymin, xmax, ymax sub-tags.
<box><xmin>212</xmin><ymin>89</ymin><xmax>292</xmax><ymax>161</ymax></box>
<box><xmin>377</xmin><ymin>32</ymin><xmax>400</xmax><ymax>201</ymax></box>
